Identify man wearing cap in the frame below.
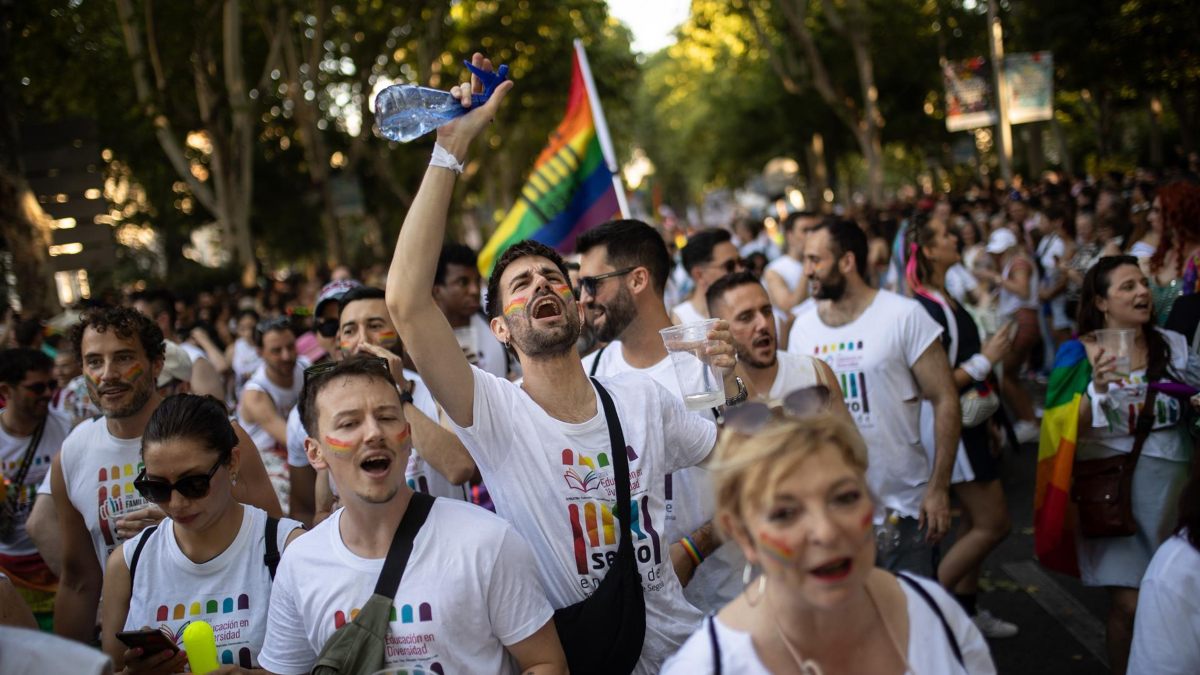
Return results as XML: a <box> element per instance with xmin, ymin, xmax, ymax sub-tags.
<box><xmin>975</xmin><ymin>226</ymin><xmax>1041</xmax><ymax>443</ymax></box>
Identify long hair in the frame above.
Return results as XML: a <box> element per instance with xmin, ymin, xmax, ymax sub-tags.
<box><xmin>1148</xmin><ymin>181</ymin><xmax>1200</xmax><ymax>277</ymax></box>
<box><xmin>903</xmin><ymin>213</ymin><xmax>943</xmax><ymax>305</ymax></box>
<box><xmin>1076</xmin><ymin>256</ymin><xmax>1172</xmax><ymax>382</ymax></box>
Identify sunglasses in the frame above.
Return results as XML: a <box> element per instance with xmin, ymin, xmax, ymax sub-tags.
<box><xmin>303</xmin><ymin>355</ymin><xmax>391</xmax><ymax>386</ymax></box>
<box><xmin>315</xmin><ymin>318</ymin><xmax>340</xmax><ymax>338</ymax></box>
<box><xmin>20</xmin><ymin>381</ymin><xmax>59</xmax><ymax>395</ymax></box>
<box><xmin>578</xmin><ymin>266</ymin><xmax>636</xmax><ymax>297</ymax></box>
<box><xmin>722</xmin><ymin>385</ymin><xmax>832</xmax><ymax>435</ymax></box>
<box><xmin>134</xmin><ymin>453</ymin><xmax>228</xmax><ymax>504</ymax></box>
<box><xmin>708</xmin><ymin>258</ymin><xmax>746</xmax><ymax>275</ymax></box>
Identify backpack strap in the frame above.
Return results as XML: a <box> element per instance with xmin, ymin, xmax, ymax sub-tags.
<box><xmin>588</xmin><ymin>345</ymin><xmax>608</xmax><ymax>377</ymax></box>
<box><xmin>897</xmin><ymin>573</ymin><xmax>964</xmax><ymax>669</ymax></box>
<box><xmin>706</xmin><ymin>615</ymin><xmax>722</xmax><ymax>675</ymax></box>
<box><xmin>127</xmin><ymin>525</ymin><xmax>158</xmax><ymax>589</ymax></box>
<box><xmin>264</xmin><ymin>516</ymin><xmax>281</xmax><ymax>581</ymax></box>
<box><xmin>373</xmin><ymin>492</ymin><xmax>436</xmax><ymax>599</ymax></box>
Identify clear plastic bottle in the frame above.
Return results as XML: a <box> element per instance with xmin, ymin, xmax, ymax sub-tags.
<box><xmin>375</xmin><ymin>86</ymin><xmax>468</xmax><ymax>143</ymax></box>
<box><xmin>875</xmin><ymin>509</ymin><xmax>903</xmax><ymax>555</ymax></box>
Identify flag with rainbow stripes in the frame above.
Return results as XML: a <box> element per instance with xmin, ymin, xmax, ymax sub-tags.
<box><xmin>1034</xmin><ymin>340</ymin><xmax>1090</xmax><ymax>576</ymax></box>
<box><xmin>478</xmin><ymin>42</ymin><xmax>623</xmax><ymax>276</ymax></box>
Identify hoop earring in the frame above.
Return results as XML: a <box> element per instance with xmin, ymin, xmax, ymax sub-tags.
<box><xmin>230</xmin><ymin>472</ymin><xmax>238</xmax><ymax>486</ymax></box>
<box><xmin>743</xmin><ymin>563</ymin><xmax>766</xmax><ymax>607</ymax></box>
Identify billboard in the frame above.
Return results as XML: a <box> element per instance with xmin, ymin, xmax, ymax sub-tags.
<box><xmin>1005</xmin><ymin>51</ymin><xmax>1055</xmax><ymax>125</ymax></box>
<box><xmin>943</xmin><ymin>57</ymin><xmax>998</xmax><ymax>132</ymax></box>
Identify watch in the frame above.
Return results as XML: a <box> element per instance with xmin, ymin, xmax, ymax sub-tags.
<box><xmin>398</xmin><ymin>384</ymin><xmax>415</xmax><ymax>406</ymax></box>
<box><xmin>725</xmin><ymin>376</ymin><xmax>748</xmax><ymax>407</ymax></box>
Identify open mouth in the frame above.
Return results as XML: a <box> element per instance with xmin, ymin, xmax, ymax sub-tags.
<box><xmin>752</xmin><ymin>335</ymin><xmax>773</xmax><ymax>350</ymax></box>
<box><xmin>359</xmin><ymin>454</ymin><xmax>393</xmax><ymax>477</ymax></box>
<box><xmin>99</xmin><ymin>387</ymin><xmax>130</xmax><ymax>398</ymax></box>
<box><xmin>1133</xmin><ymin>301</ymin><xmax>1150</xmax><ymax>311</ymax></box>
<box><xmin>531</xmin><ymin>296</ymin><xmax>563</xmax><ymax>320</ymax></box>
<box><xmin>809</xmin><ymin>557</ymin><xmax>852</xmax><ymax>580</ymax></box>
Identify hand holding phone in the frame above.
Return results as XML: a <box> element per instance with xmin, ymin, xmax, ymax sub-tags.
<box><xmin>117</xmin><ymin>627</ymin><xmax>187</xmax><ymax>674</ymax></box>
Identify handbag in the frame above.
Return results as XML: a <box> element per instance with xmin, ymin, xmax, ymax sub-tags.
<box><xmin>0</xmin><ymin>419</ymin><xmax>46</xmax><ymax>541</ymax></box>
<box><xmin>552</xmin><ymin>379</ymin><xmax>646</xmax><ymax>675</ymax></box>
<box><xmin>961</xmin><ymin>382</ymin><xmax>1001</xmax><ymax>429</ymax></box>
<box><xmin>1070</xmin><ymin>387</ymin><xmax>1158</xmax><ymax>538</ymax></box>
<box><xmin>311</xmin><ymin>491</ymin><xmax>435</xmax><ymax>675</ymax></box>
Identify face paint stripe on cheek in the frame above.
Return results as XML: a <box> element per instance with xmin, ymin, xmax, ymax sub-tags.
<box><xmin>758</xmin><ymin>532</ymin><xmax>798</xmax><ymax>565</ymax></box>
<box><xmin>324</xmin><ymin>435</ymin><xmax>355</xmax><ymax>453</ymax></box>
<box><xmin>553</xmin><ymin>283</ymin><xmax>573</xmax><ymax>301</ymax></box>
<box><xmin>122</xmin><ymin>363</ymin><xmax>145</xmax><ymax>383</ymax></box>
<box><xmin>503</xmin><ymin>296</ymin><xmax>529</xmax><ymax>318</ymax></box>
<box><xmin>394</xmin><ymin>424</ymin><xmax>411</xmax><ymax>445</ymax></box>
<box><xmin>375</xmin><ymin>330</ymin><xmax>399</xmax><ymax>347</ymax></box>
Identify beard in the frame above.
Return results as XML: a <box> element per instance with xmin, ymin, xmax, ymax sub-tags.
<box><xmin>507</xmin><ymin>297</ymin><xmax>582</xmax><ymax>360</ymax></box>
<box><xmin>593</xmin><ymin>286</ymin><xmax>637</xmax><ymax>343</ymax></box>
<box><xmin>736</xmin><ymin>339</ymin><xmax>778</xmax><ymax>370</ymax></box>
<box><xmin>812</xmin><ymin>268</ymin><xmax>847</xmax><ymax>301</ymax></box>
<box><xmin>90</xmin><ymin>377</ymin><xmax>155</xmax><ymax>419</ymax></box>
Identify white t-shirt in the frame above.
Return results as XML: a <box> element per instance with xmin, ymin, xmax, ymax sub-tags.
<box><xmin>58</xmin><ymin>417</ymin><xmax>149</xmax><ymax>570</ymax></box>
<box><xmin>284</xmin><ymin>371</ymin><xmax>466</xmax><ymax>501</ymax></box>
<box><xmin>787</xmin><ymin>291</ymin><xmax>943</xmax><ymax>519</ymax></box>
<box><xmin>661</xmin><ymin>575</ymin><xmax>996</xmax><ymax>675</ymax></box>
<box><xmin>1129</xmin><ymin>532</ymin><xmax>1200</xmax><ymax>675</ymax></box>
<box><xmin>0</xmin><ymin>411</ymin><xmax>70</xmax><ymax>556</ymax></box>
<box><xmin>764</xmin><ymin>255</ymin><xmax>804</xmax><ymax>293</ymax></box>
<box><xmin>258</xmin><ymin>500</ymin><xmax>551</xmax><ymax>675</ymax></box>
<box><xmin>944</xmin><ymin>263</ymin><xmax>979</xmax><ymax>304</ymax></box>
<box><xmin>238</xmin><ymin>362</ymin><xmax>305</xmax><ymax>451</ymax></box>
<box><xmin>451</xmin><ymin>367</ymin><xmax>716</xmax><ymax>673</ymax></box>
<box><xmin>671</xmin><ymin>300</ymin><xmax>706</xmax><ymax>325</ymax></box>
<box><xmin>765</xmin><ymin>351</ymin><xmax>822</xmax><ymax>403</ymax></box>
<box><xmin>179</xmin><ymin>341</ymin><xmax>207</xmax><ymax>364</ymax></box>
<box><xmin>121</xmin><ymin>506</ymin><xmax>302</xmax><ymax>668</ymax></box>
<box><xmin>454</xmin><ymin>313</ymin><xmax>509</xmax><ymax>379</ymax></box>
<box><xmin>1037</xmin><ymin>233</ymin><xmax>1066</xmax><ymax>285</ymax></box>
<box><xmin>231</xmin><ymin>339</ymin><xmax>263</xmax><ymax>395</ymax></box>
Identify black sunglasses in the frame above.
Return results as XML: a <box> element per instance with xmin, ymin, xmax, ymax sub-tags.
<box><xmin>302</xmin><ymin>355</ymin><xmax>391</xmax><ymax>386</ymax></box>
<box><xmin>579</xmin><ymin>266</ymin><xmax>637</xmax><ymax>297</ymax></box>
<box><xmin>21</xmin><ymin>381</ymin><xmax>59</xmax><ymax>395</ymax></box>
<box><xmin>315</xmin><ymin>318</ymin><xmax>340</xmax><ymax>338</ymax></box>
<box><xmin>709</xmin><ymin>258</ymin><xmax>746</xmax><ymax>275</ymax></box>
<box><xmin>722</xmin><ymin>385</ymin><xmax>832</xmax><ymax>435</ymax></box>
<box><xmin>134</xmin><ymin>453</ymin><xmax>228</xmax><ymax>504</ymax></box>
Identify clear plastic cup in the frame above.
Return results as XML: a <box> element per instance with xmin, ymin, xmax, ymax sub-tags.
<box><xmin>659</xmin><ymin>319</ymin><xmax>724</xmax><ymax>411</ymax></box>
<box><xmin>1095</xmin><ymin>328</ymin><xmax>1136</xmax><ymax>377</ymax></box>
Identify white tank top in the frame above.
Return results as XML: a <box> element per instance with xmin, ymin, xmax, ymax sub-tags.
<box><xmin>997</xmin><ymin>256</ymin><xmax>1039</xmax><ymax>316</ymax></box>
<box><xmin>121</xmin><ymin>505</ymin><xmax>302</xmax><ymax>668</ymax></box>
<box><xmin>231</xmin><ymin>339</ymin><xmax>263</xmax><ymax>394</ymax></box>
<box><xmin>58</xmin><ymin>418</ymin><xmax>148</xmax><ymax>571</ymax></box>
<box><xmin>765</xmin><ymin>255</ymin><xmax>804</xmax><ymax>292</ymax></box>
<box><xmin>766</xmin><ymin>351</ymin><xmax>822</xmax><ymax>404</ymax></box>
<box><xmin>238</xmin><ymin>363</ymin><xmax>304</xmax><ymax>451</ymax></box>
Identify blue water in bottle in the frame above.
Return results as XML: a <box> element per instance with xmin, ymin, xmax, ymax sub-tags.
<box><xmin>376</xmin><ymin>62</ymin><xmax>509</xmax><ymax>143</ymax></box>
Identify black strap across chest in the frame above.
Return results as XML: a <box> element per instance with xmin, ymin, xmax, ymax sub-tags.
<box><xmin>374</xmin><ymin>491</ymin><xmax>436</xmax><ymax>598</ymax></box>
<box><xmin>129</xmin><ymin>515</ymin><xmax>283</xmax><ymax>587</ymax></box>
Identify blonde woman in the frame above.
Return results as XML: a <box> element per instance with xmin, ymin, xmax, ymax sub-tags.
<box><xmin>663</xmin><ymin>416</ymin><xmax>995</xmax><ymax>674</ymax></box>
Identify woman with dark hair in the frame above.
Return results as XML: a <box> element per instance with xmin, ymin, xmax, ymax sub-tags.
<box><xmin>1040</xmin><ymin>256</ymin><xmax>1198</xmax><ymax>674</ymax></box>
<box><xmin>1128</xmin><ymin>454</ymin><xmax>1200</xmax><ymax>674</ymax></box>
<box><xmin>100</xmin><ymin>394</ymin><xmax>304</xmax><ymax>673</ymax></box>
<box><xmin>1147</xmin><ymin>181</ymin><xmax>1200</xmax><ymax>324</ymax></box>
<box><xmin>905</xmin><ymin>216</ymin><xmax>1019</xmax><ymax>638</ymax></box>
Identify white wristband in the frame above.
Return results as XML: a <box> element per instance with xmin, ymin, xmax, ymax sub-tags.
<box><xmin>961</xmin><ymin>354</ymin><xmax>993</xmax><ymax>382</ymax></box>
<box><xmin>1087</xmin><ymin>380</ymin><xmax>1111</xmax><ymax>428</ymax></box>
<box><xmin>430</xmin><ymin>143</ymin><xmax>465</xmax><ymax>174</ymax></box>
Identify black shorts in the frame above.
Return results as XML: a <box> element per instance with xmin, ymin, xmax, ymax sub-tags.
<box><xmin>963</xmin><ymin>423</ymin><xmax>1000</xmax><ymax>483</ymax></box>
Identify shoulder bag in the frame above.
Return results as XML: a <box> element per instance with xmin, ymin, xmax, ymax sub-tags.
<box><xmin>1071</xmin><ymin>387</ymin><xmax>1158</xmax><ymax>538</ymax></box>
<box><xmin>552</xmin><ymin>378</ymin><xmax>646</xmax><ymax>675</ymax></box>
<box><xmin>312</xmin><ymin>491</ymin><xmax>435</xmax><ymax>675</ymax></box>
<box><xmin>0</xmin><ymin>419</ymin><xmax>46</xmax><ymax>541</ymax></box>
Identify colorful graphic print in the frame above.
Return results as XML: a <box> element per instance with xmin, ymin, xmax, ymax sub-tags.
<box><xmin>2</xmin><ymin>453</ymin><xmax>52</xmax><ymax>514</ymax></box>
<box><xmin>332</xmin><ymin>602</ymin><xmax>434</xmax><ymax>629</ymax></box>
<box><xmin>97</xmin><ymin>462</ymin><xmax>146</xmax><ymax>552</ymax></box>
<box><xmin>813</xmin><ymin>341</ymin><xmax>871</xmax><ymax>420</ymax></box>
<box><xmin>151</xmin><ymin>594</ymin><xmax>256</xmax><ymax>667</ymax></box>
<box><xmin>562</xmin><ymin>447</ymin><xmax>661</xmax><ymax>576</ymax></box>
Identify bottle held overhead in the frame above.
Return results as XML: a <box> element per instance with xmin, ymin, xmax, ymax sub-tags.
<box><xmin>375</xmin><ymin>61</ymin><xmax>510</xmax><ymax>142</ymax></box>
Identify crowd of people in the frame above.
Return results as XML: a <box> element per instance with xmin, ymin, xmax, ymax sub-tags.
<box><xmin>1</xmin><ymin>58</ymin><xmax>1199</xmax><ymax>675</ymax></box>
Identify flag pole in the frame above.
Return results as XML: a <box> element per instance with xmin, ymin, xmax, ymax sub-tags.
<box><xmin>573</xmin><ymin>38</ymin><xmax>630</xmax><ymax>218</ymax></box>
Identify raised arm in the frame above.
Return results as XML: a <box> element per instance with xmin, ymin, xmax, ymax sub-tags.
<box><xmin>385</xmin><ymin>54</ymin><xmax>513</xmax><ymax>428</ymax></box>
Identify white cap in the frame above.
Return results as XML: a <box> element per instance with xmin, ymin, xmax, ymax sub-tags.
<box><xmin>986</xmin><ymin>228</ymin><xmax>1018</xmax><ymax>254</ymax></box>
<box><xmin>156</xmin><ymin>341</ymin><xmax>193</xmax><ymax>388</ymax></box>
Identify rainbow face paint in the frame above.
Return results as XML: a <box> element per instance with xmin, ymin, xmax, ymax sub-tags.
<box><xmin>122</xmin><ymin>363</ymin><xmax>145</xmax><ymax>384</ymax></box>
<box><xmin>373</xmin><ymin>329</ymin><xmax>399</xmax><ymax>348</ymax></box>
<box><xmin>503</xmin><ymin>296</ymin><xmax>529</xmax><ymax>318</ymax></box>
<box><xmin>324</xmin><ymin>435</ymin><xmax>355</xmax><ymax>453</ymax></box>
<box><xmin>394</xmin><ymin>424</ymin><xmax>411</xmax><ymax>445</ymax></box>
<box><xmin>553</xmin><ymin>283</ymin><xmax>573</xmax><ymax>302</ymax></box>
<box><xmin>758</xmin><ymin>532</ymin><xmax>798</xmax><ymax>565</ymax></box>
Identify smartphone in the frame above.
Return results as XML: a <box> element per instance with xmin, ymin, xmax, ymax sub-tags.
<box><xmin>116</xmin><ymin>628</ymin><xmax>179</xmax><ymax>655</ymax></box>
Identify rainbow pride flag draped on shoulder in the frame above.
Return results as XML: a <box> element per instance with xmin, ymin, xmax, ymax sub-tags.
<box><xmin>1034</xmin><ymin>339</ymin><xmax>1091</xmax><ymax>576</ymax></box>
<box><xmin>477</xmin><ymin>44</ymin><xmax>622</xmax><ymax>276</ymax></box>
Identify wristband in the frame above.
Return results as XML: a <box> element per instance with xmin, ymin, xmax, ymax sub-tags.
<box><xmin>1087</xmin><ymin>380</ymin><xmax>1111</xmax><ymax>428</ymax></box>
<box><xmin>961</xmin><ymin>353</ymin><xmax>993</xmax><ymax>382</ymax></box>
<box><xmin>430</xmin><ymin>143</ymin><xmax>465</xmax><ymax>174</ymax></box>
<box><xmin>680</xmin><ymin>536</ymin><xmax>703</xmax><ymax>566</ymax></box>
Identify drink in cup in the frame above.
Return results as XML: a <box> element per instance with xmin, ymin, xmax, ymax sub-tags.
<box><xmin>1095</xmin><ymin>328</ymin><xmax>1136</xmax><ymax>378</ymax></box>
<box><xmin>660</xmin><ymin>319</ymin><xmax>724</xmax><ymax>411</ymax></box>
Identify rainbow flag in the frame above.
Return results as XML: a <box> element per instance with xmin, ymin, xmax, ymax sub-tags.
<box><xmin>1034</xmin><ymin>340</ymin><xmax>1091</xmax><ymax>576</ymax></box>
<box><xmin>477</xmin><ymin>47</ymin><xmax>622</xmax><ymax>276</ymax></box>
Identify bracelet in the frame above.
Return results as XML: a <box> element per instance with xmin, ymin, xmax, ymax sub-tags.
<box><xmin>430</xmin><ymin>142</ymin><xmax>465</xmax><ymax>174</ymax></box>
<box><xmin>680</xmin><ymin>536</ymin><xmax>703</xmax><ymax>566</ymax></box>
<box><xmin>961</xmin><ymin>354</ymin><xmax>993</xmax><ymax>382</ymax></box>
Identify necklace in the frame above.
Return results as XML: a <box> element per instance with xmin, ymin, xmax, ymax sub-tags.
<box><xmin>768</xmin><ymin>600</ymin><xmax>824</xmax><ymax>675</ymax></box>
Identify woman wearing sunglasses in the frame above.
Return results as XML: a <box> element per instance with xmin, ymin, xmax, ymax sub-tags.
<box><xmin>662</xmin><ymin>415</ymin><xmax>995</xmax><ymax>674</ymax></box>
<box><xmin>100</xmin><ymin>394</ymin><xmax>304</xmax><ymax>674</ymax></box>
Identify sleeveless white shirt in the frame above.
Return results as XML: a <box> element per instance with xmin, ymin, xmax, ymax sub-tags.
<box><xmin>237</xmin><ymin>363</ymin><xmax>305</xmax><ymax>451</ymax></box>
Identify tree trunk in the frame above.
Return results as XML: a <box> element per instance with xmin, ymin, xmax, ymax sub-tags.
<box><xmin>0</xmin><ymin>170</ymin><xmax>60</xmax><ymax>316</ymax></box>
<box><xmin>1147</xmin><ymin>96</ymin><xmax>1163</xmax><ymax>169</ymax></box>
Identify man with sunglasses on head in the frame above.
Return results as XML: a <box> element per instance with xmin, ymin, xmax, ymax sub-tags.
<box><xmin>237</xmin><ymin>317</ymin><xmax>305</xmax><ymax>513</ymax></box>
<box><xmin>0</xmin><ymin>348</ymin><xmax>70</xmax><ymax>629</ymax></box>
<box><xmin>386</xmin><ymin>56</ymin><xmax>731</xmax><ymax>673</ymax></box>
<box><xmin>670</xmin><ymin>228</ymin><xmax>745</xmax><ymax>326</ymax></box>
<box><xmin>46</xmin><ymin>307</ymin><xmax>281</xmax><ymax>643</ymax></box>
<box><xmin>576</xmin><ymin>220</ymin><xmax>743</xmax><ymax>613</ymax></box>
<box><xmin>786</xmin><ymin>220</ymin><xmax>960</xmax><ymax>578</ymax></box>
<box><xmin>259</xmin><ymin>356</ymin><xmax>566</xmax><ymax>675</ymax></box>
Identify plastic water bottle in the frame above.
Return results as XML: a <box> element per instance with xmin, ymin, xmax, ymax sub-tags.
<box><xmin>376</xmin><ymin>62</ymin><xmax>509</xmax><ymax>143</ymax></box>
<box><xmin>875</xmin><ymin>509</ymin><xmax>902</xmax><ymax>554</ymax></box>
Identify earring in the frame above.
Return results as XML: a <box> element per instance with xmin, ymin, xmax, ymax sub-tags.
<box><xmin>743</xmin><ymin>563</ymin><xmax>767</xmax><ymax>607</ymax></box>
<box><xmin>230</xmin><ymin>472</ymin><xmax>238</xmax><ymax>486</ymax></box>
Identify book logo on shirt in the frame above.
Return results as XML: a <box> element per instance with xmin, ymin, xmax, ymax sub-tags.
<box><xmin>97</xmin><ymin>463</ymin><xmax>145</xmax><ymax>551</ymax></box>
<box><xmin>562</xmin><ymin>449</ymin><xmax>603</xmax><ymax>493</ymax></box>
<box><xmin>151</xmin><ymin>597</ymin><xmax>255</xmax><ymax>667</ymax></box>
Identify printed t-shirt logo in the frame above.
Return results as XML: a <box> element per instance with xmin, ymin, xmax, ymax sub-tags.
<box><xmin>331</xmin><ymin>603</ymin><xmax>442</xmax><ymax>671</ymax></box>
<box><xmin>813</xmin><ymin>340</ymin><xmax>871</xmax><ymax>422</ymax></box>
<box><xmin>97</xmin><ymin>462</ymin><xmax>146</xmax><ymax>553</ymax></box>
<box><xmin>151</xmin><ymin>594</ymin><xmax>255</xmax><ymax>667</ymax></box>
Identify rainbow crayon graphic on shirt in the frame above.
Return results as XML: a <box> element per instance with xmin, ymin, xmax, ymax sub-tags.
<box><xmin>150</xmin><ymin>593</ymin><xmax>256</xmax><ymax>668</ymax></box>
<box><xmin>561</xmin><ymin>447</ymin><xmax>660</xmax><ymax>577</ymax></box>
